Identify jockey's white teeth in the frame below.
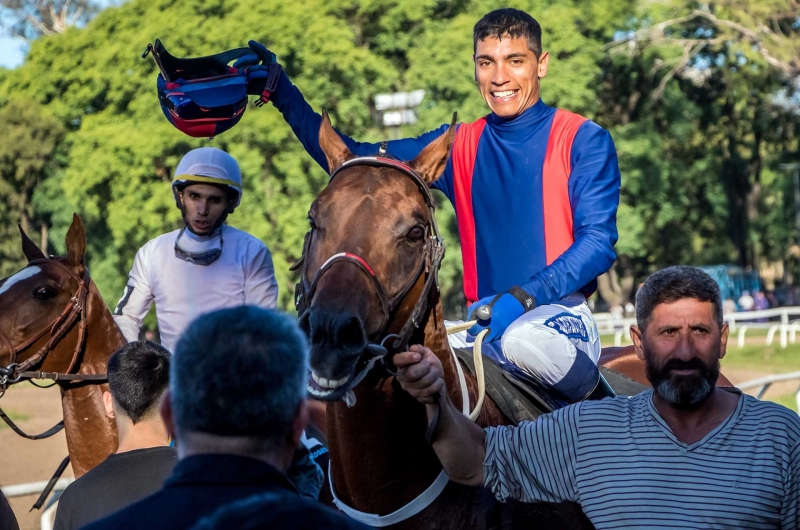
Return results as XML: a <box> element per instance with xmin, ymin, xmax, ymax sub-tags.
<box><xmin>492</xmin><ymin>89</ymin><xmax>517</xmax><ymax>98</ymax></box>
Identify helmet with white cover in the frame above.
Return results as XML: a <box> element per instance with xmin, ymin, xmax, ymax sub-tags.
<box><xmin>171</xmin><ymin>147</ymin><xmax>243</xmax><ymax>211</ymax></box>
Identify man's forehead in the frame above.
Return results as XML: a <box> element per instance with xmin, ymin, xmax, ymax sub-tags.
<box><xmin>184</xmin><ymin>183</ymin><xmax>227</xmax><ymax>197</ymax></box>
<box><xmin>475</xmin><ymin>35</ymin><xmax>533</xmax><ymax>56</ymax></box>
<box><xmin>650</xmin><ymin>298</ymin><xmax>716</xmax><ymax>323</ymax></box>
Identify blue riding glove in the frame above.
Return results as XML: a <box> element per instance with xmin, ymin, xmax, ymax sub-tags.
<box><xmin>467</xmin><ymin>287</ymin><xmax>536</xmax><ymax>342</ymax></box>
<box><xmin>233</xmin><ymin>40</ymin><xmax>277</xmax><ymax>69</ymax></box>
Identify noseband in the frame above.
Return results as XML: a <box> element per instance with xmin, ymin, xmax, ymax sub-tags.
<box><xmin>0</xmin><ymin>258</ymin><xmax>99</xmax><ymax>390</ymax></box>
<box><xmin>292</xmin><ymin>155</ymin><xmax>445</xmax><ymax>366</ymax></box>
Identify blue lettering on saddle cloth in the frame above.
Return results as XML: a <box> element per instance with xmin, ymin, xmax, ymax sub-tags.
<box><xmin>544</xmin><ymin>312</ymin><xmax>589</xmax><ymax>341</ymax></box>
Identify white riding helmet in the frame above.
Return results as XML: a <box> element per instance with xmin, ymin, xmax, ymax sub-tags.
<box><xmin>171</xmin><ymin>147</ymin><xmax>243</xmax><ymax>209</ymax></box>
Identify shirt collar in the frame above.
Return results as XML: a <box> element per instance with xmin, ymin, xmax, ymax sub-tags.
<box><xmin>486</xmin><ymin>98</ymin><xmax>552</xmax><ymax>132</ymax></box>
<box><xmin>165</xmin><ymin>454</ymin><xmax>299</xmax><ymax>494</ymax></box>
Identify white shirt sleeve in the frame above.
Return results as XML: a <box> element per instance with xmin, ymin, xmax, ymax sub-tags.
<box><xmin>244</xmin><ymin>243</ymin><xmax>279</xmax><ymax>309</ymax></box>
<box><xmin>112</xmin><ymin>245</ymin><xmax>154</xmax><ymax>342</ymax></box>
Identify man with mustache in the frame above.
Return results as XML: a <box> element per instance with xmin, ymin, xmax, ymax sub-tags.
<box><xmin>395</xmin><ymin>266</ymin><xmax>800</xmax><ymax>529</ymax></box>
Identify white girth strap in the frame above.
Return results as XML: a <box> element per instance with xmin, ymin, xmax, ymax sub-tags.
<box><xmin>329</xmin><ymin>462</ymin><xmax>450</xmax><ymax>527</ymax></box>
<box><xmin>330</xmin><ymin>320</ymin><xmax>486</xmax><ymax>527</ymax></box>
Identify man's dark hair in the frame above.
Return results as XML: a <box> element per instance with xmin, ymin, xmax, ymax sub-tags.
<box><xmin>635</xmin><ymin>266</ymin><xmax>723</xmax><ymax>331</ymax></box>
<box><xmin>107</xmin><ymin>341</ymin><xmax>171</xmax><ymax>424</ymax></box>
<box><xmin>473</xmin><ymin>8</ymin><xmax>543</xmax><ymax>57</ymax></box>
<box><xmin>171</xmin><ymin>306</ymin><xmax>308</xmax><ymax>444</ymax></box>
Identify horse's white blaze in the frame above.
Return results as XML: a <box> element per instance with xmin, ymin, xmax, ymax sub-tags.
<box><xmin>0</xmin><ymin>266</ymin><xmax>42</xmax><ymax>296</ymax></box>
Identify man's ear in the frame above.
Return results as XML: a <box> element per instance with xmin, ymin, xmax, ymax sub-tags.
<box><xmin>289</xmin><ymin>399</ymin><xmax>309</xmax><ymax>448</ymax></box>
<box><xmin>159</xmin><ymin>390</ymin><xmax>177</xmax><ymax>442</ymax></box>
<box><xmin>719</xmin><ymin>322</ymin><xmax>729</xmax><ymax>360</ymax></box>
<box><xmin>630</xmin><ymin>325</ymin><xmax>645</xmax><ymax>361</ymax></box>
<box><xmin>408</xmin><ymin>112</ymin><xmax>458</xmax><ymax>185</ymax></box>
<box><xmin>537</xmin><ymin>51</ymin><xmax>550</xmax><ymax>79</ymax></box>
<box><xmin>319</xmin><ymin>109</ymin><xmax>355</xmax><ymax>175</ymax></box>
<box><xmin>65</xmin><ymin>213</ymin><xmax>86</xmax><ymax>267</ymax></box>
<box><xmin>103</xmin><ymin>391</ymin><xmax>115</xmax><ymax>420</ymax></box>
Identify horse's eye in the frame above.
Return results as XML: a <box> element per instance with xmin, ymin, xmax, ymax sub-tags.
<box><xmin>406</xmin><ymin>226</ymin><xmax>425</xmax><ymax>242</ymax></box>
<box><xmin>33</xmin><ymin>286</ymin><xmax>55</xmax><ymax>301</ymax></box>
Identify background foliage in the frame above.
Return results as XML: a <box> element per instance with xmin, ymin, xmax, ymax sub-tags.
<box><xmin>1</xmin><ymin>0</ymin><xmax>799</xmax><ymax>319</ymax></box>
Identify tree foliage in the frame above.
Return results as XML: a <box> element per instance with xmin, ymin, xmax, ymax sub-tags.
<box><xmin>0</xmin><ymin>0</ymin><xmax>798</xmax><ymax>317</ymax></box>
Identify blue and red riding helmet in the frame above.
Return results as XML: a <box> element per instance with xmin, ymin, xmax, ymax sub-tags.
<box><xmin>142</xmin><ymin>39</ymin><xmax>280</xmax><ymax>138</ymax></box>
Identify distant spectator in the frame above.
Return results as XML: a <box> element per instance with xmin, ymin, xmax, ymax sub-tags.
<box><xmin>624</xmin><ymin>302</ymin><xmax>635</xmax><ymax>317</ymax></box>
<box><xmin>55</xmin><ymin>341</ymin><xmax>175</xmax><ymax>530</ymax></box>
<box><xmin>722</xmin><ymin>297</ymin><xmax>737</xmax><ymax>315</ymax></box>
<box><xmin>0</xmin><ymin>490</ymin><xmax>19</xmax><ymax>530</ymax></box>
<box><xmin>738</xmin><ymin>290</ymin><xmax>754</xmax><ymax>311</ymax></box>
<box><xmin>754</xmin><ymin>290</ymin><xmax>769</xmax><ymax>312</ymax></box>
<box><xmin>766</xmin><ymin>291</ymin><xmax>779</xmax><ymax>309</ymax></box>
<box><xmin>84</xmin><ymin>307</ymin><xmax>357</xmax><ymax>530</ymax></box>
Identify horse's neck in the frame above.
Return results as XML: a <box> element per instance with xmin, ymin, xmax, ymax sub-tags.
<box><xmin>327</xmin><ymin>294</ymin><xmax>503</xmax><ymax>513</ymax></box>
<box><xmin>61</xmin><ymin>282</ymin><xmax>122</xmax><ymax>477</ymax></box>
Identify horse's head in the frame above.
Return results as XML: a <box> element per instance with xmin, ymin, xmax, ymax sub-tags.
<box><xmin>298</xmin><ymin>111</ymin><xmax>455</xmax><ymax>401</ymax></box>
<box><xmin>0</xmin><ymin>214</ymin><xmax>89</xmax><ymax>374</ymax></box>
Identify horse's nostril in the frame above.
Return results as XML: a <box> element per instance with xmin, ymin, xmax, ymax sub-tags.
<box><xmin>336</xmin><ymin>316</ymin><xmax>366</xmax><ymax>354</ymax></box>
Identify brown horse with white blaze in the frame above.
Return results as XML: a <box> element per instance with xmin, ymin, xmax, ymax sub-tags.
<box><xmin>297</xmin><ymin>112</ymin><xmax>595</xmax><ymax>529</ymax></box>
<box><xmin>0</xmin><ymin>215</ymin><xmax>123</xmax><ymax>477</ymax></box>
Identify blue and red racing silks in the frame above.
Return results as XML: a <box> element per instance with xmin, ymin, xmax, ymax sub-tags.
<box><xmin>271</xmin><ymin>72</ymin><xmax>620</xmax><ymax>307</ymax></box>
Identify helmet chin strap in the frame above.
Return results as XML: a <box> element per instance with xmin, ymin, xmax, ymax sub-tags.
<box><xmin>178</xmin><ymin>197</ymin><xmax>236</xmax><ymax>236</ymax></box>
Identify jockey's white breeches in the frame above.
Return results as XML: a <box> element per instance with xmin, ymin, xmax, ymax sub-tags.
<box><xmin>447</xmin><ymin>293</ymin><xmax>602</xmax><ymax>402</ymax></box>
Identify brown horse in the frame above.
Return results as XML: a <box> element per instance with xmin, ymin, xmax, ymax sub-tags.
<box><xmin>296</xmin><ymin>113</ymin><xmax>608</xmax><ymax>529</ymax></box>
<box><xmin>0</xmin><ymin>214</ymin><xmax>123</xmax><ymax>477</ymax></box>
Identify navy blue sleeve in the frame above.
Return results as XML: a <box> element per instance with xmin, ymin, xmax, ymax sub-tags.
<box><xmin>270</xmin><ymin>71</ymin><xmax>450</xmax><ymax>176</ymax></box>
<box><xmin>520</xmin><ymin>121</ymin><xmax>620</xmax><ymax>305</ymax></box>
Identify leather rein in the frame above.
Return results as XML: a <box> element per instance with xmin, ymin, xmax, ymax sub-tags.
<box><xmin>291</xmin><ymin>155</ymin><xmax>445</xmax><ymax>378</ymax></box>
<box><xmin>0</xmin><ymin>258</ymin><xmax>107</xmax><ymax>440</ymax></box>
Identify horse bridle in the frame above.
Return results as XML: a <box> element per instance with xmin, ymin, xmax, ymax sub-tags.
<box><xmin>292</xmin><ymin>155</ymin><xmax>446</xmax><ymax>373</ymax></box>
<box><xmin>0</xmin><ymin>258</ymin><xmax>105</xmax><ymax>391</ymax></box>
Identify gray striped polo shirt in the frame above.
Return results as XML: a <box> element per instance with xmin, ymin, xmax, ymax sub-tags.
<box><xmin>483</xmin><ymin>390</ymin><xmax>800</xmax><ymax>529</ymax></box>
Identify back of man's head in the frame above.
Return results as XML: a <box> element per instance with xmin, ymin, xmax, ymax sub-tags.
<box><xmin>171</xmin><ymin>306</ymin><xmax>308</xmax><ymax>448</ymax></box>
<box><xmin>108</xmin><ymin>341</ymin><xmax>171</xmax><ymax>423</ymax></box>
<box><xmin>635</xmin><ymin>266</ymin><xmax>723</xmax><ymax>332</ymax></box>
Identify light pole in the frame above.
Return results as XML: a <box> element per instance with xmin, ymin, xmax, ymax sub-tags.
<box><xmin>779</xmin><ymin>162</ymin><xmax>800</xmax><ymax>248</ymax></box>
<box><xmin>374</xmin><ymin>90</ymin><xmax>425</xmax><ymax>139</ymax></box>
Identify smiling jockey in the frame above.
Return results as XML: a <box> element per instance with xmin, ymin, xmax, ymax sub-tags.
<box><xmin>113</xmin><ymin>148</ymin><xmax>279</xmax><ymax>353</ymax></box>
<box><xmin>245</xmin><ymin>8</ymin><xmax>620</xmax><ymax>402</ymax></box>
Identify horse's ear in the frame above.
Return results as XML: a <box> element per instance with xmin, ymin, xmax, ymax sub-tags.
<box><xmin>408</xmin><ymin>112</ymin><xmax>457</xmax><ymax>185</ymax></box>
<box><xmin>65</xmin><ymin>213</ymin><xmax>86</xmax><ymax>267</ymax></box>
<box><xmin>319</xmin><ymin>108</ymin><xmax>355</xmax><ymax>175</ymax></box>
<box><xmin>18</xmin><ymin>225</ymin><xmax>46</xmax><ymax>262</ymax></box>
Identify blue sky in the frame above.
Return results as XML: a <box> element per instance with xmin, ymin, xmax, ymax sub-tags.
<box><xmin>0</xmin><ymin>34</ymin><xmax>25</xmax><ymax>68</ymax></box>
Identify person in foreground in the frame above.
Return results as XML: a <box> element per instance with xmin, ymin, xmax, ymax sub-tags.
<box><xmin>85</xmin><ymin>306</ymin><xmax>364</xmax><ymax>530</ymax></box>
<box><xmin>396</xmin><ymin>266</ymin><xmax>800</xmax><ymax>529</ymax></box>
<box><xmin>54</xmin><ymin>341</ymin><xmax>175</xmax><ymax>530</ymax></box>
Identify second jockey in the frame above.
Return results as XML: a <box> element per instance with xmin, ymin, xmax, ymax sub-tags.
<box><xmin>248</xmin><ymin>8</ymin><xmax>621</xmax><ymax>401</ymax></box>
<box><xmin>113</xmin><ymin>147</ymin><xmax>279</xmax><ymax>352</ymax></box>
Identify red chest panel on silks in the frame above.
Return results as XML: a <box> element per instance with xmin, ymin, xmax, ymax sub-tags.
<box><xmin>450</xmin><ymin>109</ymin><xmax>588</xmax><ymax>304</ymax></box>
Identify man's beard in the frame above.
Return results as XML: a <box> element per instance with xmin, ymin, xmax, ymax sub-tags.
<box><xmin>645</xmin><ymin>346</ymin><xmax>720</xmax><ymax>410</ymax></box>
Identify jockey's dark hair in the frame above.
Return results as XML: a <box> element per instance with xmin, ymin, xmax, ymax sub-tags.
<box><xmin>473</xmin><ymin>8</ymin><xmax>543</xmax><ymax>57</ymax></box>
<box><xmin>107</xmin><ymin>341</ymin><xmax>171</xmax><ymax>424</ymax></box>
<box><xmin>171</xmin><ymin>306</ymin><xmax>307</xmax><ymax>445</ymax></box>
<box><xmin>635</xmin><ymin>266</ymin><xmax>723</xmax><ymax>332</ymax></box>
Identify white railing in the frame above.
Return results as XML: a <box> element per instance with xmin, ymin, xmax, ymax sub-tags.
<box><xmin>596</xmin><ymin>306</ymin><xmax>800</xmax><ymax>348</ymax></box>
<box><xmin>737</xmin><ymin>371</ymin><xmax>800</xmax><ymax>413</ymax></box>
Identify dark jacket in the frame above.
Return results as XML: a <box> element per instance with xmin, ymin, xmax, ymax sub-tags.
<box><xmin>82</xmin><ymin>454</ymin><xmax>364</xmax><ymax>530</ymax></box>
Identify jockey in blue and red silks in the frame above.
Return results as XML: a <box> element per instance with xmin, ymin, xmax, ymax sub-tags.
<box><xmin>248</xmin><ymin>8</ymin><xmax>621</xmax><ymax>401</ymax></box>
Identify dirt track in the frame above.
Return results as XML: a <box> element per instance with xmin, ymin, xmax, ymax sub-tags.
<box><xmin>0</xmin><ymin>384</ymin><xmax>75</xmax><ymax>530</ymax></box>
<box><xmin>0</xmin><ymin>368</ymin><xmax>796</xmax><ymax>530</ymax></box>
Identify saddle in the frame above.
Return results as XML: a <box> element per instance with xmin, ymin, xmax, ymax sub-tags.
<box><xmin>451</xmin><ymin>346</ymin><xmax>647</xmax><ymax>424</ymax></box>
